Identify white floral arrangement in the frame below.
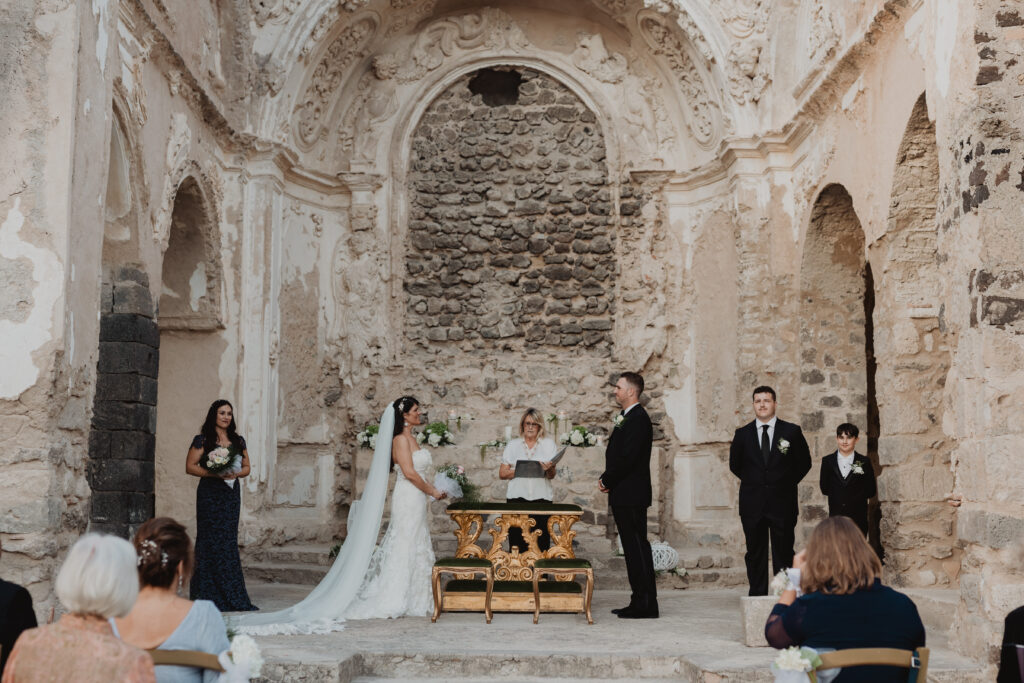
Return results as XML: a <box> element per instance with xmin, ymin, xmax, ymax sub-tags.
<box><xmin>356</xmin><ymin>423</ymin><xmax>379</xmax><ymax>450</ymax></box>
<box><xmin>559</xmin><ymin>425</ymin><xmax>598</xmax><ymax>447</ymax></box>
<box><xmin>777</xmin><ymin>438</ymin><xmax>791</xmax><ymax>454</ymax></box>
<box><xmin>770</xmin><ymin>646</ymin><xmax>824</xmax><ymax>683</ymax></box>
<box><xmin>771</xmin><ymin>568</ymin><xmax>803</xmax><ymax>597</ymax></box>
<box><xmin>770</xmin><ymin>569</ymin><xmax>789</xmax><ymax>597</ymax></box>
<box><xmin>416</xmin><ymin>421</ymin><xmax>455</xmax><ymax>448</ymax></box>
<box><xmin>217</xmin><ymin>634</ymin><xmax>264</xmax><ymax>682</ymax></box>
<box><xmin>850</xmin><ymin>462</ymin><xmax>865</xmax><ymax>475</ymax></box>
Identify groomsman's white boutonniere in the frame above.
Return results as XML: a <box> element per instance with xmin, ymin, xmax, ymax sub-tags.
<box><xmin>850</xmin><ymin>462</ymin><xmax>865</xmax><ymax>475</ymax></box>
<box><xmin>777</xmin><ymin>438</ymin><xmax>790</xmax><ymax>454</ymax></box>
<box><xmin>613</xmin><ymin>414</ymin><xmax>626</xmax><ymax>430</ymax></box>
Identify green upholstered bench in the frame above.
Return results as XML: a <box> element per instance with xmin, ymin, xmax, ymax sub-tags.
<box><xmin>432</xmin><ymin>557</ymin><xmax>494</xmax><ymax>623</ymax></box>
<box><xmin>532</xmin><ymin>558</ymin><xmax>594</xmax><ymax>624</ymax></box>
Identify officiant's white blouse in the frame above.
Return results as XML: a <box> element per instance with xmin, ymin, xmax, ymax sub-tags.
<box><xmin>501</xmin><ymin>437</ymin><xmax>556</xmax><ymax>501</ymax></box>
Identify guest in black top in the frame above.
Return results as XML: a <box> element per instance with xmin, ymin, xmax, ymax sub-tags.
<box><xmin>819</xmin><ymin>423</ymin><xmax>877</xmax><ymax>536</ymax></box>
<box><xmin>766</xmin><ymin>517</ymin><xmax>925</xmax><ymax>682</ymax></box>
<box><xmin>998</xmin><ymin>604</ymin><xmax>1024</xmax><ymax>683</ymax></box>
<box><xmin>185</xmin><ymin>399</ymin><xmax>257</xmax><ymax>612</ymax></box>
<box><xmin>0</xmin><ymin>539</ymin><xmax>38</xmax><ymax>677</ymax></box>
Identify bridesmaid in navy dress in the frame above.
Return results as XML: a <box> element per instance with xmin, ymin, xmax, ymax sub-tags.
<box><xmin>186</xmin><ymin>400</ymin><xmax>257</xmax><ymax>612</ymax></box>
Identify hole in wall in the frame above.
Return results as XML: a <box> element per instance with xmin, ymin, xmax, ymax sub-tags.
<box><xmin>467</xmin><ymin>68</ymin><xmax>522</xmax><ymax>106</ymax></box>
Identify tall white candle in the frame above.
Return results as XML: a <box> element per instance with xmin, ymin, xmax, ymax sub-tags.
<box><xmin>504</xmin><ymin>425</ymin><xmax>513</xmax><ymax>441</ymax></box>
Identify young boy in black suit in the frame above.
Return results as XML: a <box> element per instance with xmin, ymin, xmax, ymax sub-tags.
<box><xmin>819</xmin><ymin>423</ymin><xmax>877</xmax><ymax>536</ymax></box>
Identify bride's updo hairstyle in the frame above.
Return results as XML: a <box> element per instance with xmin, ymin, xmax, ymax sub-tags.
<box><xmin>392</xmin><ymin>396</ymin><xmax>420</xmax><ymax>438</ymax></box>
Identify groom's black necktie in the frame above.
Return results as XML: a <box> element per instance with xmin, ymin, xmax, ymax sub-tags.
<box><xmin>760</xmin><ymin>425</ymin><xmax>770</xmax><ymax>465</ymax></box>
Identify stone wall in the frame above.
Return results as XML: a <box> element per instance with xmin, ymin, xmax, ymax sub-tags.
<box><xmin>405</xmin><ymin>68</ymin><xmax>614</xmax><ymax>350</ymax></box>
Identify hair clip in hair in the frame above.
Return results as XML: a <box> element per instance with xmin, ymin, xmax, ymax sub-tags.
<box><xmin>137</xmin><ymin>539</ymin><xmax>169</xmax><ymax>568</ymax></box>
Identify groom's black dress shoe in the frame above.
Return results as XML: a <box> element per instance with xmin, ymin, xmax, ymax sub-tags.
<box><xmin>617</xmin><ymin>608</ymin><xmax>659</xmax><ymax>619</ymax></box>
<box><xmin>611</xmin><ymin>605</ymin><xmax>633</xmax><ymax>615</ymax></box>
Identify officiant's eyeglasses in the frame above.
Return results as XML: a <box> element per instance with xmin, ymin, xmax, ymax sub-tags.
<box><xmin>523</xmin><ymin>421</ymin><xmax>541</xmax><ymax>429</ymax></box>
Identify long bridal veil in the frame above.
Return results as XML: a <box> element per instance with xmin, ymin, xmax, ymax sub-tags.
<box><xmin>233</xmin><ymin>404</ymin><xmax>395</xmax><ymax>635</ymax></box>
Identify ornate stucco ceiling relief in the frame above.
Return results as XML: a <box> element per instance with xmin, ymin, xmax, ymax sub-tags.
<box><xmin>293</xmin><ymin>14</ymin><xmax>379</xmax><ymax>148</ymax></box>
<box><xmin>637</xmin><ymin>10</ymin><xmax>723</xmax><ymax>150</ymax></box>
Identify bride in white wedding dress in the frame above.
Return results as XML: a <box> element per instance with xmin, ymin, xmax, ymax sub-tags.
<box><xmin>235</xmin><ymin>396</ymin><xmax>448</xmax><ymax>635</ymax></box>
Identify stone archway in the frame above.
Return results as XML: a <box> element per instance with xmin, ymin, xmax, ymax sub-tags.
<box><xmin>87</xmin><ymin>113</ymin><xmax>157</xmax><ymax>537</ymax></box>
<box><xmin>871</xmin><ymin>94</ymin><xmax>958</xmax><ymax>587</ymax></box>
<box><xmin>154</xmin><ymin>177</ymin><xmax>227</xmax><ymax>531</ymax></box>
<box><xmin>798</xmin><ymin>184</ymin><xmax>870</xmax><ymax>541</ymax></box>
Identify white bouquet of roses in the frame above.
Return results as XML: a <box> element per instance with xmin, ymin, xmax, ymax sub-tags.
<box><xmin>559</xmin><ymin>425</ymin><xmax>598</xmax><ymax>447</ymax></box>
<box><xmin>217</xmin><ymin>634</ymin><xmax>264</xmax><ymax>682</ymax></box>
<box><xmin>203</xmin><ymin>446</ymin><xmax>242</xmax><ymax>488</ymax></box>
<box><xmin>416</xmin><ymin>421</ymin><xmax>455</xmax><ymax>448</ymax></box>
<box><xmin>356</xmin><ymin>423</ymin><xmax>379</xmax><ymax>450</ymax></box>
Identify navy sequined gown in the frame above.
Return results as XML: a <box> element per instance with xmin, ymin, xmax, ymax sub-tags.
<box><xmin>189</xmin><ymin>434</ymin><xmax>257</xmax><ymax>612</ymax></box>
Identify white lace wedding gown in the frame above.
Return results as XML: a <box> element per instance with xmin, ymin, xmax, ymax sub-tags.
<box><xmin>234</xmin><ymin>403</ymin><xmax>436</xmax><ymax>635</ymax></box>
<box><xmin>345</xmin><ymin>448</ymin><xmax>436</xmax><ymax>619</ymax></box>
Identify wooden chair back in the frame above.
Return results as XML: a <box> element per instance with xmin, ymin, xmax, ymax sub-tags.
<box><xmin>816</xmin><ymin>647</ymin><xmax>928</xmax><ymax>682</ymax></box>
<box><xmin>147</xmin><ymin>649</ymin><xmax>226</xmax><ymax>672</ymax></box>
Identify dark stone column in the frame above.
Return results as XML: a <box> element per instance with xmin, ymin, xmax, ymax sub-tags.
<box><xmin>88</xmin><ymin>266</ymin><xmax>157</xmax><ymax>537</ymax></box>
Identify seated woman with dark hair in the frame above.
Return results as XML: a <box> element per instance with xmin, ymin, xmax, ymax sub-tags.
<box><xmin>113</xmin><ymin>518</ymin><xmax>230</xmax><ymax>683</ymax></box>
<box><xmin>765</xmin><ymin>516</ymin><xmax>925</xmax><ymax>682</ymax></box>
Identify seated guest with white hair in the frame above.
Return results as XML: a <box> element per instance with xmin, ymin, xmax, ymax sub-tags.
<box><xmin>113</xmin><ymin>518</ymin><xmax>229</xmax><ymax>683</ymax></box>
<box><xmin>1</xmin><ymin>534</ymin><xmax>155</xmax><ymax>683</ymax></box>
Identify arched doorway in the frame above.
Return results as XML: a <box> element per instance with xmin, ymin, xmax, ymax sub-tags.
<box><xmin>154</xmin><ymin>177</ymin><xmax>226</xmax><ymax>531</ymax></box>
<box><xmin>798</xmin><ymin>184</ymin><xmax>871</xmax><ymax>542</ymax></box>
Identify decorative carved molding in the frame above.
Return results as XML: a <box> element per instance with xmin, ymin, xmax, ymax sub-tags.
<box><xmin>294</xmin><ymin>14</ymin><xmax>379</xmax><ymax>146</ymax></box>
<box><xmin>391</xmin><ymin>8</ymin><xmax>529</xmax><ymax>84</ymax></box>
<box><xmin>716</xmin><ymin>0</ymin><xmax>770</xmax><ymax>39</ymax></box>
<box><xmin>152</xmin><ymin>114</ymin><xmax>193</xmax><ymax>248</ymax></box>
<box><xmin>250</xmin><ymin>0</ymin><xmax>302</xmax><ymax>27</ymax></box>
<box><xmin>637</xmin><ymin>11</ymin><xmax>721</xmax><ymax>147</ymax></box>
<box><xmin>572</xmin><ymin>33</ymin><xmax>627</xmax><ymax>84</ymax></box>
<box><xmin>807</xmin><ymin>2</ymin><xmax>839</xmax><ymax>65</ymax></box>
<box><xmin>726</xmin><ymin>39</ymin><xmax>770</xmax><ymax>104</ymax></box>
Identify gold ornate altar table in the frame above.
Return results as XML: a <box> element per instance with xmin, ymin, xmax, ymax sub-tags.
<box><xmin>440</xmin><ymin>502</ymin><xmax>586</xmax><ymax>614</ymax></box>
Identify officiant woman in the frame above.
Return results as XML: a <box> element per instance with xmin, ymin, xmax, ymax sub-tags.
<box><xmin>185</xmin><ymin>399</ymin><xmax>256</xmax><ymax>612</ymax></box>
<box><xmin>499</xmin><ymin>408</ymin><xmax>557</xmax><ymax>553</ymax></box>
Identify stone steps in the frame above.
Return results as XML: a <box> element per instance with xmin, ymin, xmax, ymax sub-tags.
<box><xmin>903</xmin><ymin>588</ymin><xmax>958</xmax><ymax>637</ymax></box>
<box><xmin>242</xmin><ymin>541</ymin><xmax>748</xmax><ymax>589</ymax></box>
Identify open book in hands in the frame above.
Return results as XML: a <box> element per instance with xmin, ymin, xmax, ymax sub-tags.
<box><xmin>513</xmin><ymin>447</ymin><xmax>568</xmax><ymax>478</ymax></box>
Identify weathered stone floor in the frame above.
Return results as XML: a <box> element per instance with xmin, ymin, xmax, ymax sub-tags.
<box><xmin>240</xmin><ymin>584</ymin><xmax>988</xmax><ymax>682</ymax></box>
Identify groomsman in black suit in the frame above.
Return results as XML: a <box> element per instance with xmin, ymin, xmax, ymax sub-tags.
<box><xmin>599</xmin><ymin>371</ymin><xmax>658</xmax><ymax>618</ymax></box>
<box><xmin>819</xmin><ymin>423</ymin><xmax>877</xmax><ymax>536</ymax></box>
<box><xmin>729</xmin><ymin>386</ymin><xmax>812</xmax><ymax>596</ymax></box>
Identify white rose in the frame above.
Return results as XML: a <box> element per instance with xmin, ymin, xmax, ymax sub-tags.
<box><xmin>570</xmin><ymin>431</ymin><xmax>584</xmax><ymax>445</ymax></box>
<box><xmin>444</xmin><ymin>431</ymin><xmax>454</xmax><ymax>441</ymax></box>
<box><xmin>585</xmin><ymin>433</ymin><xmax>597</xmax><ymax>446</ymax></box>
<box><xmin>428</xmin><ymin>432</ymin><xmax>441</xmax><ymax>447</ymax></box>
<box><xmin>229</xmin><ymin>635</ymin><xmax>264</xmax><ymax>678</ymax></box>
<box><xmin>369</xmin><ymin>434</ymin><xmax>377</xmax><ymax>448</ymax></box>
<box><xmin>559</xmin><ymin>434</ymin><xmax>569</xmax><ymax>445</ymax></box>
<box><xmin>416</xmin><ymin>432</ymin><xmax>426</xmax><ymax>444</ymax></box>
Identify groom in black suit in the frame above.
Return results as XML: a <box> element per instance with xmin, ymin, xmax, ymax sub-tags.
<box><xmin>599</xmin><ymin>372</ymin><xmax>658</xmax><ymax>618</ymax></box>
<box><xmin>729</xmin><ymin>386</ymin><xmax>811</xmax><ymax>596</ymax></box>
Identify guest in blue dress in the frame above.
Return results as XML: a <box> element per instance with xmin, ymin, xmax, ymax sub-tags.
<box><xmin>765</xmin><ymin>516</ymin><xmax>925</xmax><ymax>682</ymax></box>
<box><xmin>114</xmin><ymin>517</ymin><xmax>231</xmax><ymax>683</ymax></box>
<box><xmin>186</xmin><ymin>400</ymin><xmax>256</xmax><ymax>612</ymax></box>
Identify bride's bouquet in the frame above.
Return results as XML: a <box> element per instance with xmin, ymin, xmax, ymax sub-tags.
<box><xmin>433</xmin><ymin>463</ymin><xmax>480</xmax><ymax>501</ymax></box>
<box><xmin>356</xmin><ymin>423</ymin><xmax>379</xmax><ymax>449</ymax></box>
<box><xmin>559</xmin><ymin>425</ymin><xmax>598</xmax><ymax>447</ymax></box>
<box><xmin>217</xmin><ymin>634</ymin><xmax>264</xmax><ymax>682</ymax></box>
<box><xmin>417</xmin><ymin>421</ymin><xmax>455</xmax><ymax>448</ymax></box>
